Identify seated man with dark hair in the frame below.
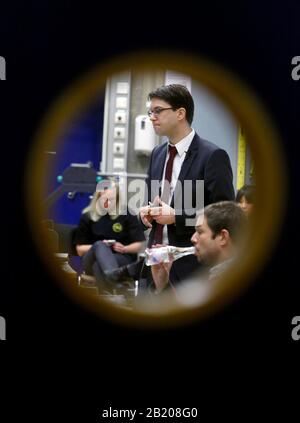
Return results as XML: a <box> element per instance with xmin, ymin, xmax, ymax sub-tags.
<box><xmin>151</xmin><ymin>201</ymin><xmax>247</xmax><ymax>293</ymax></box>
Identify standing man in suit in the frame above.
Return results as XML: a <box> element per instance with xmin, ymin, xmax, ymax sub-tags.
<box><xmin>140</xmin><ymin>84</ymin><xmax>235</xmax><ymax>287</ymax></box>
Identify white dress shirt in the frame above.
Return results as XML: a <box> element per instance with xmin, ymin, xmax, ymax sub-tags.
<box><xmin>161</xmin><ymin>129</ymin><xmax>195</xmax><ymax>244</ymax></box>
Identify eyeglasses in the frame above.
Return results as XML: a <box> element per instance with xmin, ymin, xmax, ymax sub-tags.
<box><xmin>147</xmin><ymin>107</ymin><xmax>173</xmax><ymax>118</ymax></box>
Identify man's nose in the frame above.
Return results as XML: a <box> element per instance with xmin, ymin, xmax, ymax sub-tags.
<box><xmin>149</xmin><ymin>112</ymin><xmax>157</xmax><ymax>121</ymax></box>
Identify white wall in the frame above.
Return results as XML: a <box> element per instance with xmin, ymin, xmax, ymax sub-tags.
<box><xmin>191</xmin><ymin>80</ymin><xmax>239</xmax><ymax>189</ymax></box>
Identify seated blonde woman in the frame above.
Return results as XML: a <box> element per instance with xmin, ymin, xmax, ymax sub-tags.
<box><xmin>73</xmin><ymin>180</ymin><xmax>145</xmax><ymax>293</ymax></box>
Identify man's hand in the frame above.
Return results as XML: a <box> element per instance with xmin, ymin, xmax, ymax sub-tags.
<box><xmin>140</xmin><ymin>205</ymin><xmax>153</xmax><ymax>228</ymax></box>
<box><xmin>151</xmin><ymin>259</ymin><xmax>173</xmax><ymax>293</ymax></box>
<box><xmin>149</xmin><ymin>199</ymin><xmax>175</xmax><ymax>225</ymax></box>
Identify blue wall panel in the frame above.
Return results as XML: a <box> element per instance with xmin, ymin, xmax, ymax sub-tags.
<box><xmin>47</xmin><ymin>98</ymin><xmax>104</xmax><ymax>225</ymax></box>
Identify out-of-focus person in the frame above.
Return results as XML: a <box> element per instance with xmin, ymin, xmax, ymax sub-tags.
<box><xmin>235</xmin><ymin>184</ymin><xmax>255</xmax><ymax>216</ymax></box>
<box><xmin>151</xmin><ymin>201</ymin><xmax>247</xmax><ymax>294</ymax></box>
<box><xmin>73</xmin><ymin>180</ymin><xmax>145</xmax><ymax>293</ymax></box>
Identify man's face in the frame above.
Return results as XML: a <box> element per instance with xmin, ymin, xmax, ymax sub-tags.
<box><xmin>191</xmin><ymin>215</ymin><xmax>220</xmax><ymax>266</ymax></box>
<box><xmin>149</xmin><ymin>99</ymin><xmax>178</xmax><ymax>136</ymax></box>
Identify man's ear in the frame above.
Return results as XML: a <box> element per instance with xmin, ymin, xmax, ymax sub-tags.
<box><xmin>219</xmin><ymin>229</ymin><xmax>230</xmax><ymax>246</ymax></box>
<box><xmin>177</xmin><ymin>107</ymin><xmax>186</xmax><ymax>121</ymax></box>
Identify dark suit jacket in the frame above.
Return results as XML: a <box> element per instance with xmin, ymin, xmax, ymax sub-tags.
<box><xmin>145</xmin><ymin>132</ymin><xmax>235</xmax><ymax>285</ymax></box>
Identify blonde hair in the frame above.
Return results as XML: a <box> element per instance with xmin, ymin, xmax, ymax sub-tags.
<box><xmin>82</xmin><ymin>180</ymin><xmax>121</xmax><ymax>222</ymax></box>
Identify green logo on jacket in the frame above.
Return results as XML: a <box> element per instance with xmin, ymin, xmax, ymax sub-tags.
<box><xmin>112</xmin><ymin>222</ymin><xmax>123</xmax><ymax>233</ymax></box>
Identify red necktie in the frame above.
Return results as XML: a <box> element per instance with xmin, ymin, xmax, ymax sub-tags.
<box><xmin>153</xmin><ymin>145</ymin><xmax>178</xmax><ymax>245</ymax></box>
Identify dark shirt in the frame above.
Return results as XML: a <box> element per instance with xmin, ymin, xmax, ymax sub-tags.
<box><xmin>73</xmin><ymin>210</ymin><xmax>145</xmax><ymax>260</ymax></box>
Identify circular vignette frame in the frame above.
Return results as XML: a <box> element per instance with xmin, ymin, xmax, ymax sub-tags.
<box><xmin>25</xmin><ymin>50</ymin><xmax>287</xmax><ymax>329</ymax></box>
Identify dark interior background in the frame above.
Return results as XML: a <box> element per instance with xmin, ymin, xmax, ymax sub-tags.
<box><xmin>1</xmin><ymin>1</ymin><xmax>299</xmax><ymax>419</ymax></box>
